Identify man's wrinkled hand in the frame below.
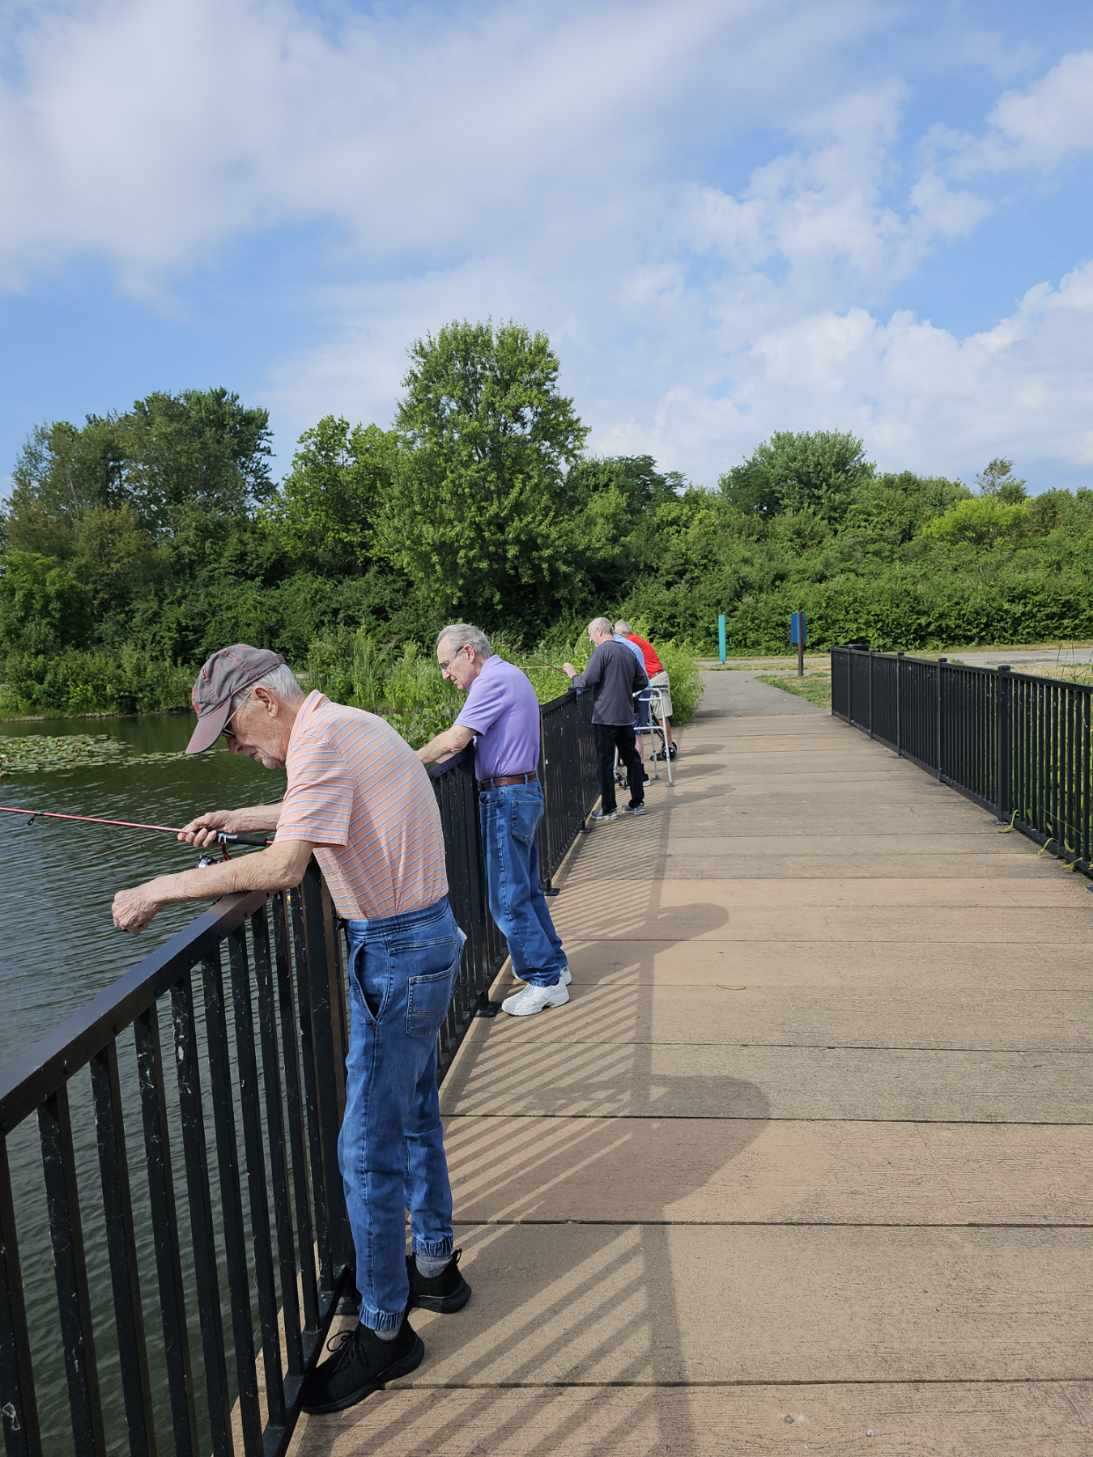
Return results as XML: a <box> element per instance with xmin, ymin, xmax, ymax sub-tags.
<box><xmin>178</xmin><ymin>810</ymin><xmax>235</xmax><ymax>848</ymax></box>
<box><xmin>561</xmin><ymin>662</ymin><xmax>577</xmax><ymax>679</ymax></box>
<box><xmin>113</xmin><ymin>884</ymin><xmax>162</xmax><ymax>933</ymax></box>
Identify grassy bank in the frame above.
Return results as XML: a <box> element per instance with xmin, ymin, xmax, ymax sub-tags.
<box><xmin>0</xmin><ymin>630</ymin><xmax>704</xmax><ymax>747</ymax></box>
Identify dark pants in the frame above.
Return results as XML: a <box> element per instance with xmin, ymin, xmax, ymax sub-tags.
<box><xmin>595</xmin><ymin>723</ymin><xmax>644</xmax><ymax>813</ymax></box>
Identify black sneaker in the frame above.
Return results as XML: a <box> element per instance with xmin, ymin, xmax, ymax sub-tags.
<box><xmin>299</xmin><ymin>1317</ymin><xmax>424</xmax><ymax>1415</ymax></box>
<box><xmin>406</xmin><ymin>1248</ymin><xmax>472</xmax><ymax>1312</ymax></box>
<box><xmin>624</xmin><ymin>803</ymin><xmax>646</xmax><ymax>816</ymax></box>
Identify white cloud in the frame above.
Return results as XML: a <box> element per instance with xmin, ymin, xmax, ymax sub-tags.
<box><xmin>3</xmin><ymin>3</ymin><xmax>1093</xmax><ymax>495</ymax></box>
<box><xmin>597</xmin><ymin>260</ymin><xmax>1093</xmax><ymax>484</ymax></box>
<box><xmin>3</xmin><ymin>0</ymin><xmax>866</xmax><ymax>289</ymax></box>
<box><xmin>944</xmin><ymin>49</ymin><xmax>1093</xmax><ymax>177</ymax></box>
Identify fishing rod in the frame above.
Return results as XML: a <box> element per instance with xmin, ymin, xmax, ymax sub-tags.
<box><xmin>0</xmin><ymin>805</ymin><xmax>269</xmax><ymax>862</ymax></box>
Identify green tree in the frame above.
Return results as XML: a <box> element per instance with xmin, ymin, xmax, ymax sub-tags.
<box><xmin>115</xmin><ymin>388</ymin><xmax>274</xmax><ymax>534</ymax></box>
<box><xmin>567</xmin><ymin>455</ymin><xmax>684</xmax><ymax>600</ymax></box>
<box><xmin>5</xmin><ymin>418</ymin><xmax>126</xmax><ymax>556</ymax></box>
<box><xmin>270</xmin><ymin>417</ymin><xmax>399</xmax><ymax>574</ymax></box>
<box><xmin>0</xmin><ymin>549</ymin><xmax>93</xmax><ymax>653</ymax></box>
<box><xmin>719</xmin><ymin>431</ymin><xmax>874</xmax><ymax>525</ymax></box>
<box><xmin>975</xmin><ymin>457</ymin><xmax>1027</xmax><ymax>504</ymax></box>
<box><xmin>380</xmin><ymin>321</ymin><xmax>588</xmax><ymax>626</ymax></box>
<box><xmin>918</xmin><ymin>496</ymin><xmax>1031</xmax><ymax>549</ymax></box>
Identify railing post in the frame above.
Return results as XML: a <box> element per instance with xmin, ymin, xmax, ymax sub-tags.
<box><xmin>847</xmin><ymin>649</ymin><xmax>855</xmax><ymax>725</ymax></box>
<box><xmin>299</xmin><ymin>866</ymin><xmax>353</xmax><ymax>1299</ymax></box>
<box><xmin>935</xmin><ymin>658</ymin><xmax>948</xmax><ymax>780</ymax></box>
<box><xmin>867</xmin><ymin>651</ymin><xmax>874</xmax><ymax>739</ymax></box>
<box><xmin>895</xmin><ymin>653</ymin><xmax>904</xmax><ymax>757</ymax></box>
<box><xmin>537</xmin><ymin>708</ymin><xmax>559</xmax><ymax>896</ymax></box>
<box><xmin>996</xmin><ymin>665</ymin><xmax>1012</xmax><ymax>823</ymax></box>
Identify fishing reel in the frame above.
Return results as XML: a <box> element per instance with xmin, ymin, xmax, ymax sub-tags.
<box><xmin>196</xmin><ymin>830</ymin><xmax>268</xmax><ymax>867</ymax></box>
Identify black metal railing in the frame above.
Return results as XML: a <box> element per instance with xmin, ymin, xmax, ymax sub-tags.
<box><xmin>538</xmin><ymin>689</ymin><xmax>598</xmax><ymax>890</ymax></box>
<box><xmin>0</xmin><ymin>687</ymin><xmax>599</xmax><ymax>1457</ymax></box>
<box><xmin>832</xmin><ymin>647</ymin><xmax>1093</xmax><ymax>875</ymax></box>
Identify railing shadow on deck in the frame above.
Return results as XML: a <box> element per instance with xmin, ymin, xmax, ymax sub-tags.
<box><xmin>0</xmin><ymin>690</ymin><xmax>598</xmax><ymax>1457</ymax></box>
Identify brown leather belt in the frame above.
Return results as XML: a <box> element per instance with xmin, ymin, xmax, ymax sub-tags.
<box><xmin>479</xmin><ymin>771</ymin><xmax>538</xmax><ymax>789</ymax></box>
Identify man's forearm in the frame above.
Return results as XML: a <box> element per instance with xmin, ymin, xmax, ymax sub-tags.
<box><xmin>417</xmin><ymin>725</ymin><xmax>474</xmax><ymax>764</ymax></box>
<box><xmin>151</xmin><ymin>843</ymin><xmax>307</xmax><ymax>904</ymax></box>
<box><xmin>231</xmin><ymin>804</ymin><xmax>284</xmax><ymax>831</ymax></box>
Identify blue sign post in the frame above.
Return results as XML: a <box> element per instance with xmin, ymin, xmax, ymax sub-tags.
<box><xmin>790</xmin><ymin>610</ymin><xmax>808</xmax><ymax>677</ymax></box>
<box><xmin>718</xmin><ymin>614</ymin><xmax>727</xmax><ymax>664</ymax></box>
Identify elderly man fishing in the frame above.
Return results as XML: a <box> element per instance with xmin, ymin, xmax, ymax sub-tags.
<box><xmin>112</xmin><ymin>644</ymin><xmax>470</xmax><ymax>1417</ymax></box>
<box><xmin>563</xmin><ymin>617</ymin><xmax>648</xmax><ymax>821</ymax></box>
<box><xmin>416</xmin><ymin>624</ymin><xmax>570</xmax><ymax>1018</ymax></box>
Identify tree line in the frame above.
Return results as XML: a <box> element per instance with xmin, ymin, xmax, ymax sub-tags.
<box><xmin>2</xmin><ymin>319</ymin><xmax>1091</xmax><ymax>714</ymax></box>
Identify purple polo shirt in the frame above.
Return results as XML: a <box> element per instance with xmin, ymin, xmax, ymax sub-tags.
<box><xmin>455</xmin><ymin>656</ymin><xmax>540</xmax><ymax>781</ymax></box>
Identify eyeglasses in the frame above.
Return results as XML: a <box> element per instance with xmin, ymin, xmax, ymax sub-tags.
<box><xmin>438</xmin><ymin>645</ymin><xmax>471</xmax><ymax>672</ymax></box>
<box><xmin>219</xmin><ymin>706</ymin><xmax>240</xmax><ymax>743</ymax></box>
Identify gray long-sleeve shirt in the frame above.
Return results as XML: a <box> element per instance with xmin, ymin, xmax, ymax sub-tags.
<box><xmin>570</xmin><ymin>640</ymin><xmax>649</xmax><ymax>725</ymax></box>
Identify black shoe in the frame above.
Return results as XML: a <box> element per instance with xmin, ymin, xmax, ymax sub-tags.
<box><xmin>407</xmin><ymin>1249</ymin><xmax>472</xmax><ymax>1312</ymax></box>
<box><xmin>624</xmin><ymin>803</ymin><xmax>646</xmax><ymax>816</ymax></box>
<box><xmin>300</xmin><ymin>1317</ymin><xmax>424</xmax><ymax>1415</ymax></box>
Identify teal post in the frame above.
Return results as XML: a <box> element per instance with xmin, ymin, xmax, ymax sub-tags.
<box><xmin>718</xmin><ymin>614</ymin><xmax>727</xmax><ymax>664</ymax></box>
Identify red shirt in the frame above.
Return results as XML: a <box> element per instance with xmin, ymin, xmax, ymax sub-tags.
<box><xmin>628</xmin><ymin>633</ymin><xmax>663</xmax><ymax>676</ymax></box>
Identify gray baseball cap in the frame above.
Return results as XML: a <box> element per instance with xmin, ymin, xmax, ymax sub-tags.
<box><xmin>186</xmin><ymin>644</ymin><xmax>285</xmax><ymax>754</ymax></box>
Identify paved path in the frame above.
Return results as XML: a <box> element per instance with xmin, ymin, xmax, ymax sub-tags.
<box><xmin>293</xmin><ymin>672</ymin><xmax>1093</xmax><ymax>1456</ymax></box>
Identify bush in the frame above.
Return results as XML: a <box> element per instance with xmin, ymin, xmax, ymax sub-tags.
<box><xmin>1</xmin><ymin>648</ymin><xmax>193</xmax><ymax>714</ymax></box>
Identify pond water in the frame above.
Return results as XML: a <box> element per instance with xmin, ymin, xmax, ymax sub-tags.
<box><xmin>0</xmin><ymin>712</ymin><xmax>272</xmax><ymax>1061</ymax></box>
<box><xmin>0</xmin><ymin>712</ymin><xmax>275</xmax><ymax>1454</ymax></box>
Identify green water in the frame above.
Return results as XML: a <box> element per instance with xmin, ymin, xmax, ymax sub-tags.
<box><xmin>0</xmin><ymin>713</ymin><xmax>272</xmax><ymax>1059</ymax></box>
<box><xmin>0</xmin><ymin>713</ymin><xmax>275</xmax><ymax>1454</ymax></box>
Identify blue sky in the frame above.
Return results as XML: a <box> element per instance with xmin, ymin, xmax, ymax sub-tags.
<box><xmin>2</xmin><ymin>0</ymin><xmax>1093</xmax><ymax>495</ymax></box>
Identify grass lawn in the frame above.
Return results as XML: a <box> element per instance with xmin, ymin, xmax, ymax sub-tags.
<box><xmin>757</xmin><ymin>673</ymin><xmax>832</xmax><ymax>709</ymax></box>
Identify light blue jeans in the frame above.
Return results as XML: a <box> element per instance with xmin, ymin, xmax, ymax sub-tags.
<box><xmin>479</xmin><ymin>782</ymin><xmax>567</xmax><ymax>987</ymax></box>
<box><xmin>339</xmin><ymin>896</ymin><xmax>466</xmax><ymax>1333</ymax></box>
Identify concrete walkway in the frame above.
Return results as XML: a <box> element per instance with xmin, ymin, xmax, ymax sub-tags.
<box><xmin>292</xmin><ymin>672</ymin><xmax>1093</xmax><ymax>1456</ymax></box>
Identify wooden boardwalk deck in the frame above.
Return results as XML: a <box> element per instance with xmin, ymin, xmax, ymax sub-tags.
<box><xmin>292</xmin><ymin>670</ymin><xmax>1093</xmax><ymax>1456</ymax></box>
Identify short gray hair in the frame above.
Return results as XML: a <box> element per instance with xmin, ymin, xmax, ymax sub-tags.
<box><xmin>232</xmin><ymin>663</ymin><xmax>306</xmax><ymax>713</ymax></box>
<box><xmin>588</xmin><ymin>617</ymin><xmax>613</xmax><ymax>638</ymax></box>
<box><xmin>614</xmin><ymin>620</ymin><xmax>633</xmax><ymax>635</ymax></box>
<box><xmin>436</xmin><ymin>623</ymin><xmax>493</xmax><ymax>659</ymax></box>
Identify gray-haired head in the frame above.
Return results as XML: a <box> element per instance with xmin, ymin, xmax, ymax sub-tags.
<box><xmin>436</xmin><ymin>623</ymin><xmax>493</xmax><ymax>659</ymax></box>
<box><xmin>588</xmin><ymin>616</ymin><xmax>613</xmax><ymax>641</ymax></box>
<box><xmin>614</xmin><ymin>619</ymin><xmax>633</xmax><ymax>636</ymax></box>
<box><xmin>231</xmin><ymin>663</ymin><xmax>306</xmax><ymax>715</ymax></box>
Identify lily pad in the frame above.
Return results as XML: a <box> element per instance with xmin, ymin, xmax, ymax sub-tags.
<box><xmin>0</xmin><ymin>734</ymin><xmax>132</xmax><ymax>773</ymax></box>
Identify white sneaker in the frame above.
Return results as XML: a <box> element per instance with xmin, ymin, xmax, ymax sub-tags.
<box><xmin>501</xmin><ymin>982</ymin><xmax>570</xmax><ymax>1017</ymax></box>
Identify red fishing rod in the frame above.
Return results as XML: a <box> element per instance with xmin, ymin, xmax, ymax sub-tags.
<box><xmin>0</xmin><ymin>804</ymin><xmax>268</xmax><ymax>859</ymax></box>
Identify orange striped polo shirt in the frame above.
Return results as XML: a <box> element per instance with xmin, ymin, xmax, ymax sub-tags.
<box><xmin>275</xmin><ymin>691</ymin><xmax>448</xmax><ymax>920</ymax></box>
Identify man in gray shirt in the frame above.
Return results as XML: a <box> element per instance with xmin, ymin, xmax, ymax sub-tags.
<box><xmin>563</xmin><ymin>616</ymin><xmax>649</xmax><ymax>822</ymax></box>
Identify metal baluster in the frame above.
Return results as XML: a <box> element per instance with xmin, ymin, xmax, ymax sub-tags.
<box><xmin>272</xmin><ymin>893</ymin><xmax>319</xmax><ymax>1340</ymax></box>
<box><xmin>90</xmin><ymin>1044</ymin><xmax>157</xmax><ymax>1457</ymax></box>
<box><xmin>251</xmin><ymin>905</ymin><xmax>304</xmax><ymax>1380</ymax></box>
<box><xmin>0</xmin><ymin>1135</ymin><xmax>42</xmax><ymax>1457</ymax></box>
<box><xmin>227</xmin><ymin>928</ymin><xmax>286</xmax><ymax>1428</ymax></box>
<box><xmin>170</xmin><ymin>977</ymin><xmax>231</xmax><ymax>1456</ymax></box>
<box><xmin>134</xmin><ymin>1005</ymin><xmax>199</xmax><ymax>1457</ymax></box>
<box><xmin>199</xmin><ymin>949</ymin><xmax>262</xmax><ymax>1456</ymax></box>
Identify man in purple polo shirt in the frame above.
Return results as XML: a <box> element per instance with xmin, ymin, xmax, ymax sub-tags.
<box><xmin>417</xmin><ymin>624</ymin><xmax>569</xmax><ymax>1017</ymax></box>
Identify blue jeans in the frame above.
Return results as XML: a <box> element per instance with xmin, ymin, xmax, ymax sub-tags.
<box><xmin>339</xmin><ymin>896</ymin><xmax>466</xmax><ymax>1333</ymax></box>
<box><xmin>479</xmin><ymin>782</ymin><xmax>566</xmax><ymax>988</ymax></box>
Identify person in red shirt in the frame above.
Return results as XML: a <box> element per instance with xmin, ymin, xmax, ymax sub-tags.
<box><xmin>614</xmin><ymin>620</ymin><xmax>678</xmax><ymax>759</ymax></box>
